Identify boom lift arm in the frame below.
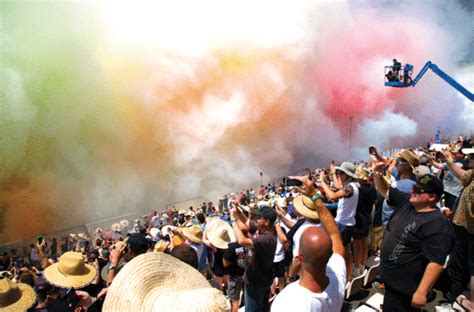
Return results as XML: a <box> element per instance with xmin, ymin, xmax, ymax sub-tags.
<box><xmin>384</xmin><ymin>61</ymin><xmax>473</xmax><ymax>102</ymax></box>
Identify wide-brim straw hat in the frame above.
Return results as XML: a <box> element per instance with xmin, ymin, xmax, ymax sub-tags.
<box><xmin>206</xmin><ymin>219</ymin><xmax>236</xmax><ymax>250</ymax></box>
<box><xmin>0</xmin><ymin>278</ymin><xmax>36</xmax><ymax>312</ymax></box>
<box><xmin>334</xmin><ymin>162</ymin><xmax>358</xmax><ymax>179</ymax></box>
<box><xmin>205</xmin><ymin>216</ymin><xmax>221</xmax><ymax>224</ymax></box>
<box><xmin>119</xmin><ymin>219</ymin><xmax>129</xmax><ymax>228</ymax></box>
<box><xmin>94</xmin><ymin>227</ymin><xmax>103</xmax><ymax>235</ymax></box>
<box><xmin>111</xmin><ymin>223</ymin><xmax>122</xmax><ymax>232</ymax></box>
<box><xmin>182</xmin><ymin>225</ymin><xmax>203</xmax><ymax>244</ymax></box>
<box><xmin>293</xmin><ymin>195</ymin><xmax>320</xmax><ymax>220</ymax></box>
<box><xmin>394</xmin><ymin>149</ymin><xmax>420</xmax><ymax>168</ymax></box>
<box><xmin>102</xmin><ymin>253</ymin><xmax>230</xmax><ymax>312</ymax></box>
<box><xmin>44</xmin><ymin>252</ymin><xmax>97</xmax><ymax>289</ymax></box>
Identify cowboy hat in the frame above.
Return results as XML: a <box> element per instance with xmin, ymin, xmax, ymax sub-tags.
<box><xmin>111</xmin><ymin>223</ymin><xmax>122</xmax><ymax>232</ymax></box>
<box><xmin>44</xmin><ymin>252</ymin><xmax>97</xmax><ymax>289</ymax></box>
<box><xmin>94</xmin><ymin>228</ymin><xmax>103</xmax><ymax>235</ymax></box>
<box><xmin>293</xmin><ymin>195</ymin><xmax>320</xmax><ymax>220</ymax></box>
<box><xmin>206</xmin><ymin>219</ymin><xmax>236</xmax><ymax>249</ymax></box>
<box><xmin>153</xmin><ymin>240</ymin><xmax>169</xmax><ymax>253</ymax></box>
<box><xmin>102</xmin><ymin>253</ymin><xmax>230</xmax><ymax>312</ymax></box>
<box><xmin>119</xmin><ymin>219</ymin><xmax>129</xmax><ymax>228</ymax></box>
<box><xmin>182</xmin><ymin>225</ymin><xmax>203</xmax><ymax>244</ymax></box>
<box><xmin>334</xmin><ymin>162</ymin><xmax>358</xmax><ymax>179</ymax></box>
<box><xmin>0</xmin><ymin>278</ymin><xmax>36</xmax><ymax>311</ymax></box>
<box><xmin>394</xmin><ymin>149</ymin><xmax>419</xmax><ymax>168</ymax></box>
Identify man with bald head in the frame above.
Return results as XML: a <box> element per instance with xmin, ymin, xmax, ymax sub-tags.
<box><xmin>272</xmin><ymin>176</ymin><xmax>346</xmax><ymax>311</ymax></box>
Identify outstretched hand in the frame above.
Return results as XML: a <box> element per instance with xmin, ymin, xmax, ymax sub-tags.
<box><xmin>289</xmin><ymin>175</ymin><xmax>316</xmax><ymax>197</ymax></box>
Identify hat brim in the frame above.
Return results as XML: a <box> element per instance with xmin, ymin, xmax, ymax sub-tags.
<box><xmin>182</xmin><ymin>227</ymin><xmax>203</xmax><ymax>244</ymax></box>
<box><xmin>161</xmin><ymin>225</ymin><xmax>175</xmax><ymax>237</ymax></box>
<box><xmin>101</xmin><ymin>262</ymin><xmax>126</xmax><ymax>282</ymax></box>
<box><xmin>206</xmin><ymin>219</ymin><xmax>236</xmax><ymax>250</ymax></box>
<box><xmin>293</xmin><ymin>196</ymin><xmax>320</xmax><ymax>220</ymax></box>
<box><xmin>44</xmin><ymin>263</ymin><xmax>97</xmax><ymax>289</ymax></box>
<box><xmin>102</xmin><ymin>253</ymin><xmax>229</xmax><ymax>312</ymax></box>
<box><xmin>2</xmin><ymin>283</ymin><xmax>37</xmax><ymax>311</ymax></box>
<box><xmin>334</xmin><ymin>166</ymin><xmax>358</xmax><ymax>179</ymax></box>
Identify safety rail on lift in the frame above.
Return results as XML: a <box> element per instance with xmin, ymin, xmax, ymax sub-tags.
<box><xmin>384</xmin><ymin>61</ymin><xmax>473</xmax><ymax>102</ymax></box>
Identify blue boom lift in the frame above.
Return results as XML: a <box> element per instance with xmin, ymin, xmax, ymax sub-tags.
<box><xmin>384</xmin><ymin>61</ymin><xmax>474</xmax><ymax>102</ymax></box>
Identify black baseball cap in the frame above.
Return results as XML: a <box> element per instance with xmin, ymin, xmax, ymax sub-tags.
<box><xmin>127</xmin><ymin>233</ymin><xmax>148</xmax><ymax>255</ymax></box>
<box><xmin>415</xmin><ymin>174</ymin><xmax>443</xmax><ymax>197</ymax></box>
<box><xmin>253</xmin><ymin>206</ymin><xmax>277</xmax><ymax>224</ymax></box>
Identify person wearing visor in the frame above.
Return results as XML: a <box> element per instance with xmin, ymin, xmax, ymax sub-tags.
<box><xmin>373</xmin><ymin>162</ymin><xmax>455</xmax><ymax>311</ymax></box>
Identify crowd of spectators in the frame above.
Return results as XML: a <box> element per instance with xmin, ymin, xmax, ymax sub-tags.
<box><xmin>1</xmin><ymin>135</ymin><xmax>473</xmax><ymax>312</ymax></box>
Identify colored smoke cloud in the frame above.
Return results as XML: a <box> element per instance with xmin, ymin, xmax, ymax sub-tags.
<box><xmin>0</xmin><ymin>1</ymin><xmax>472</xmax><ymax>242</ymax></box>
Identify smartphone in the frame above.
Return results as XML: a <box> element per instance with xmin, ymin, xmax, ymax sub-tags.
<box><xmin>283</xmin><ymin>178</ymin><xmax>303</xmax><ymax>187</ymax></box>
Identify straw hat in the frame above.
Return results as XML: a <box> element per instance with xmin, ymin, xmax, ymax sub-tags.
<box><xmin>0</xmin><ymin>278</ymin><xmax>36</xmax><ymax>312</ymax></box>
<box><xmin>182</xmin><ymin>225</ymin><xmax>203</xmax><ymax>244</ymax></box>
<box><xmin>206</xmin><ymin>219</ymin><xmax>236</xmax><ymax>249</ymax></box>
<box><xmin>334</xmin><ymin>162</ymin><xmax>358</xmax><ymax>179</ymax></box>
<box><xmin>44</xmin><ymin>252</ymin><xmax>97</xmax><ymax>289</ymax></box>
<box><xmin>94</xmin><ymin>227</ymin><xmax>103</xmax><ymax>235</ymax></box>
<box><xmin>111</xmin><ymin>223</ymin><xmax>122</xmax><ymax>232</ymax></box>
<box><xmin>102</xmin><ymin>253</ymin><xmax>230</xmax><ymax>312</ymax></box>
<box><xmin>293</xmin><ymin>195</ymin><xmax>320</xmax><ymax>220</ymax></box>
<box><xmin>153</xmin><ymin>240</ymin><xmax>169</xmax><ymax>253</ymax></box>
<box><xmin>178</xmin><ymin>209</ymin><xmax>186</xmax><ymax>215</ymax></box>
<box><xmin>395</xmin><ymin>149</ymin><xmax>420</xmax><ymax>168</ymax></box>
<box><xmin>119</xmin><ymin>219</ymin><xmax>129</xmax><ymax>229</ymax></box>
<box><xmin>149</xmin><ymin>228</ymin><xmax>160</xmax><ymax>239</ymax></box>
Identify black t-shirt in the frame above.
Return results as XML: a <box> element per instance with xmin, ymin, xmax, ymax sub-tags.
<box><xmin>223</xmin><ymin>242</ymin><xmax>248</xmax><ymax>276</ymax></box>
<box><xmin>244</xmin><ymin>231</ymin><xmax>276</xmax><ymax>287</ymax></box>
<box><xmin>355</xmin><ymin>183</ymin><xmax>377</xmax><ymax>228</ymax></box>
<box><xmin>380</xmin><ymin>187</ymin><xmax>455</xmax><ymax>294</ymax></box>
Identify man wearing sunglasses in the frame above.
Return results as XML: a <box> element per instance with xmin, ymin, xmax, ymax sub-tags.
<box><xmin>373</xmin><ymin>162</ymin><xmax>455</xmax><ymax>312</ymax></box>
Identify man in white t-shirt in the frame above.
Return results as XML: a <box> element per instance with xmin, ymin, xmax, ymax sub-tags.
<box><xmin>272</xmin><ymin>176</ymin><xmax>346</xmax><ymax>312</ymax></box>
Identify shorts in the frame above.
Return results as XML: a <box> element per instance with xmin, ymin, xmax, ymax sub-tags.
<box><xmin>369</xmin><ymin>226</ymin><xmax>384</xmax><ymax>253</ymax></box>
<box><xmin>227</xmin><ymin>275</ymin><xmax>244</xmax><ymax>302</ymax></box>
<box><xmin>272</xmin><ymin>260</ymin><xmax>285</xmax><ymax>278</ymax></box>
<box><xmin>353</xmin><ymin>225</ymin><xmax>370</xmax><ymax>240</ymax></box>
<box><xmin>338</xmin><ymin>223</ymin><xmax>354</xmax><ymax>246</ymax></box>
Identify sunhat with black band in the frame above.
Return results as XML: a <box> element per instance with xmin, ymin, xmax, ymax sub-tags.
<box><xmin>334</xmin><ymin>162</ymin><xmax>358</xmax><ymax>179</ymax></box>
<box><xmin>206</xmin><ymin>219</ymin><xmax>236</xmax><ymax>249</ymax></box>
<box><xmin>44</xmin><ymin>252</ymin><xmax>97</xmax><ymax>289</ymax></box>
<box><xmin>293</xmin><ymin>195</ymin><xmax>320</xmax><ymax>220</ymax></box>
<box><xmin>102</xmin><ymin>253</ymin><xmax>230</xmax><ymax>312</ymax></box>
<box><xmin>0</xmin><ymin>278</ymin><xmax>36</xmax><ymax>311</ymax></box>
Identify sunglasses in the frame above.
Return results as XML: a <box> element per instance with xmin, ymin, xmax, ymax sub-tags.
<box><xmin>396</xmin><ymin>159</ymin><xmax>408</xmax><ymax>165</ymax></box>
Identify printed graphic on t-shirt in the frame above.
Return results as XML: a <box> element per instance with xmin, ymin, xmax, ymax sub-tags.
<box><xmin>388</xmin><ymin>221</ymin><xmax>416</xmax><ymax>263</ymax></box>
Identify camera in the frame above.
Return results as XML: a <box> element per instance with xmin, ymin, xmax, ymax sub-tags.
<box><xmin>283</xmin><ymin>178</ymin><xmax>303</xmax><ymax>187</ymax></box>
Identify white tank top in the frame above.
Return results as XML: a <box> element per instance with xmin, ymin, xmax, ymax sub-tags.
<box><xmin>335</xmin><ymin>182</ymin><xmax>359</xmax><ymax>226</ymax></box>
